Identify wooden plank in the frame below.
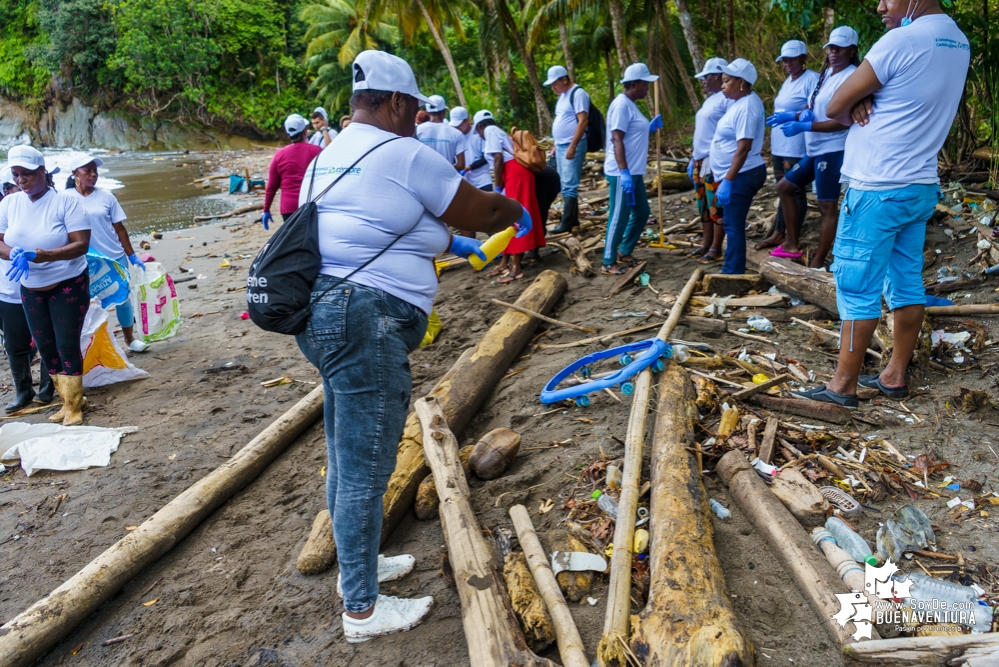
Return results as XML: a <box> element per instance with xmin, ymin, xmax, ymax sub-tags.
<box><xmin>608</xmin><ymin>261</ymin><xmax>647</xmax><ymax>296</ymax></box>
<box><xmin>758</xmin><ymin>416</ymin><xmax>779</xmax><ymax>464</ymax></box>
<box><xmin>730</xmin><ymin>374</ymin><xmax>791</xmax><ymax>402</ymax></box>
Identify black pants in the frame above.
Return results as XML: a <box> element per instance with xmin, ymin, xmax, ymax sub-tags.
<box><xmin>773</xmin><ymin>155</ymin><xmax>808</xmax><ymax>234</ymax></box>
<box><xmin>21</xmin><ymin>271</ymin><xmax>89</xmax><ymax>376</ymax></box>
<box><xmin>0</xmin><ymin>300</ymin><xmax>35</xmax><ymax>360</ymax></box>
<box><xmin>533</xmin><ymin>165</ymin><xmax>562</xmax><ymax>228</ymax></box>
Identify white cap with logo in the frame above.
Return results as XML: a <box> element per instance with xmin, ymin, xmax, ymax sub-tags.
<box><xmin>68</xmin><ymin>154</ymin><xmax>104</xmax><ymax>172</ymax></box>
<box><xmin>473</xmin><ymin>109</ymin><xmax>494</xmax><ymax>126</ymax></box>
<box><xmin>6</xmin><ymin>145</ymin><xmax>46</xmax><ymax>171</ymax></box>
<box><xmin>621</xmin><ymin>62</ymin><xmax>659</xmax><ymax>84</ymax></box>
<box><xmin>425</xmin><ymin>95</ymin><xmax>447</xmax><ymax>113</ymax></box>
<box><xmin>694</xmin><ymin>57</ymin><xmax>728</xmax><ymax>79</ymax></box>
<box><xmin>543</xmin><ymin>65</ymin><xmax>569</xmax><ymax>86</ymax></box>
<box><xmin>825</xmin><ymin>26</ymin><xmax>859</xmax><ymax>49</ymax></box>
<box><xmin>722</xmin><ymin>58</ymin><xmax>758</xmax><ymax>86</ymax></box>
<box><xmin>284</xmin><ymin>113</ymin><xmax>308</xmax><ymax>136</ymax></box>
<box><xmin>776</xmin><ymin>40</ymin><xmax>808</xmax><ymax>62</ymax></box>
<box><xmin>351</xmin><ymin>50</ymin><xmax>430</xmax><ymax>104</ymax></box>
<box><xmin>449</xmin><ymin>106</ymin><xmax>469</xmax><ymax>127</ymax></box>
<box><xmin>313</xmin><ymin>106</ymin><xmax>328</xmax><ymax>121</ymax></box>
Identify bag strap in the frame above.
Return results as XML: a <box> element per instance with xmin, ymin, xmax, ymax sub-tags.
<box><xmin>305</xmin><ymin>136</ymin><xmax>403</xmax><ymax>203</ymax></box>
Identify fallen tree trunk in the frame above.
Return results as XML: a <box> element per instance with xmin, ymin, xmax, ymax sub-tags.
<box><xmin>0</xmin><ymin>385</ymin><xmax>326</xmax><ymax>667</ymax></box>
<box><xmin>841</xmin><ymin>632</ymin><xmax>999</xmax><ymax>666</ymax></box>
<box><xmin>747</xmin><ymin>247</ymin><xmax>839</xmax><ymax>316</ymax></box>
<box><xmin>193</xmin><ymin>203</ymin><xmax>263</xmax><ymax>221</ymax></box>
<box><xmin>751</xmin><ymin>394</ymin><xmax>852</xmax><ymax>425</ymax></box>
<box><xmin>630</xmin><ymin>364</ymin><xmax>755</xmax><ymax>666</ymax></box>
<box><xmin>716</xmin><ymin>450</ymin><xmax>873</xmax><ymax>646</ymax></box>
<box><xmin>926</xmin><ymin>303</ymin><xmax>999</xmax><ymax>316</ymax></box>
<box><xmin>416</xmin><ymin>398</ymin><xmax>557</xmax><ymax>667</ymax></box>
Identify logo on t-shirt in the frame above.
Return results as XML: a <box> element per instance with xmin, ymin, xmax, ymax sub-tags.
<box><xmin>935</xmin><ymin>37</ymin><xmax>970</xmax><ymax>51</ymax></box>
<box><xmin>315</xmin><ymin>166</ymin><xmax>362</xmax><ymax>177</ymax></box>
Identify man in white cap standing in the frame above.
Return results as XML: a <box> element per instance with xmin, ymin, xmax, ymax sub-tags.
<box><xmin>415</xmin><ymin>95</ymin><xmax>466</xmax><ymax>171</ymax></box>
<box><xmin>309</xmin><ymin>106</ymin><xmax>338</xmax><ymax>148</ymax></box>
<box><xmin>544</xmin><ymin>65</ymin><xmax>591</xmax><ymax>233</ymax></box>
<box><xmin>261</xmin><ymin>113</ymin><xmax>323</xmax><ymax>231</ymax></box>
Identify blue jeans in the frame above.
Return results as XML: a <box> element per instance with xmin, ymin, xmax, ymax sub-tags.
<box><xmin>603</xmin><ymin>174</ymin><xmax>651</xmax><ymax>265</ymax></box>
<box><xmin>785</xmin><ymin>150</ymin><xmax>845</xmax><ymax>201</ymax></box>
<box><xmin>555</xmin><ymin>137</ymin><xmax>587</xmax><ymax>199</ymax></box>
<box><xmin>721</xmin><ymin>165</ymin><xmax>767</xmax><ymax>274</ymax></box>
<box><xmin>832</xmin><ymin>184</ymin><xmax>939</xmax><ymax>321</ymax></box>
<box><xmin>295</xmin><ymin>278</ymin><xmax>428</xmax><ymax>613</ymax></box>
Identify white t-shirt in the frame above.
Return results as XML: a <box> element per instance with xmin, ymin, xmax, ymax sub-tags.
<box><xmin>771</xmin><ymin>70</ymin><xmax>821</xmax><ymax>159</ymax></box>
<box><xmin>483</xmin><ymin>125</ymin><xmax>515</xmax><ymax>163</ymax></box>
<box><xmin>416</xmin><ymin>121</ymin><xmax>467</xmax><ymax>166</ymax></box>
<box><xmin>604</xmin><ymin>93</ymin><xmax>650</xmax><ymax>177</ymax></box>
<box><xmin>805</xmin><ymin>65</ymin><xmax>856</xmax><ymax>156</ymax></box>
<box><xmin>309</xmin><ymin>127</ymin><xmax>338</xmax><ymax>147</ymax></box>
<box><xmin>710</xmin><ymin>92</ymin><xmax>766</xmax><ymax>180</ymax></box>
<box><xmin>64</xmin><ymin>188</ymin><xmax>127</xmax><ymax>259</ymax></box>
<box><xmin>299</xmin><ymin>122</ymin><xmax>461</xmax><ymax>314</ymax></box>
<box><xmin>553</xmin><ymin>85</ymin><xmax>590</xmax><ymax>146</ymax></box>
<box><xmin>464</xmin><ymin>131</ymin><xmax>493</xmax><ymax>189</ymax></box>
<box><xmin>842</xmin><ymin>15</ymin><xmax>970</xmax><ymax>187</ymax></box>
<box><xmin>0</xmin><ymin>190</ymin><xmax>90</xmax><ymax>289</ymax></box>
<box><xmin>692</xmin><ymin>91</ymin><xmax>732</xmax><ymax>162</ymax></box>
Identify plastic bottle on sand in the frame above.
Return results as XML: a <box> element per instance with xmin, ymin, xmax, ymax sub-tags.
<box><xmin>592</xmin><ymin>490</ymin><xmax>619</xmax><ymax>519</ymax></box>
<box><xmin>825</xmin><ymin>516</ymin><xmax>877</xmax><ymax>565</ymax></box>
<box><xmin>902</xmin><ymin>573</ymin><xmax>994</xmax><ymax>633</ymax></box>
<box><xmin>468</xmin><ymin>227</ymin><xmax>517</xmax><ymax>271</ymax></box>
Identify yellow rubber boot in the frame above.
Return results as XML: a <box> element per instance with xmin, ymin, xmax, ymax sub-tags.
<box><xmin>61</xmin><ymin>375</ymin><xmax>85</xmax><ymax>426</ymax></box>
<box><xmin>48</xmin><ymin>375</ymin><xmax>67</xmax><ymax>423</ymax></box>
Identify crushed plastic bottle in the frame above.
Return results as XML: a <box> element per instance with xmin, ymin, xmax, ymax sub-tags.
<box><xmin>605</xmin><ymin>464</ymin><xmax>622</xmax><ymax>492</ymax></box>
<box><xmin>877</xmin><ymin>505</ymin><xmax>936</xmax><ymax>562</ymax></box>
<box><xmin>709</xmin><ymin>499</ymin><xmax>731</xmax><ymax>519</ymax></box>
<box><xmin>668</xmin><ymin>344</ymin><xmax>690</xmax><ymax>363</ymax></box>
<box><xmin>746</xmin><ymin>315</ymin><xmax>773</xmax><ymax>333</ymax></box>
<box><xmin>901</xmin><ymin>572</ymin><xmax>994</xmax><ymax>633</ymax></box>
<box><xmin>592</xmin><ymin>490</ymin><xmax>619</xmax><ymax>519</ymax></box>
<box><xmin>825</xmin><ymin>516</ymin><xmax>877</xmax><ymax>565</ymax></box>
<box><xmin>937</xmin><ymin>266</ymin><xmax>960</xmax><ymax>283</ymax></box>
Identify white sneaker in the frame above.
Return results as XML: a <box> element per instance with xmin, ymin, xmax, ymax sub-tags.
<box><xmin>128</xmin><ymin>339</ymin><xmax>150</xmax><ymax>353</ymax></box>
<box><xmin>342</xmin><ymin>594</ymin><xmax>433</xmax><ymax>643</ymax></box>
<box><xmin>337</xmin><ymin>553</ymin><xmax>416</xmax><ymax>597</ymax></box>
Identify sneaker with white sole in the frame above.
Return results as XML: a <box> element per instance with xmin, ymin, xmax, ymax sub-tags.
<box><xmin>128</xmin><ymin>339</ymin><xmax>150</xmax><ymax>353</ymax></box>
<box><xmin>342</xmin><ymin>594</ymin><xmax>433</xmax><ymax>643</ymax></box>
<box><xmin>337</xmin><ymin>553</ymin><xmax>416</xmax><ymax>597</ymax></box>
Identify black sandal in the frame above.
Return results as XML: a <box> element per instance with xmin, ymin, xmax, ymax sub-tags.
<box><xmin>601</xmin><ymin>264</ymin><xmax>628</xmax><ymax>275</ymax></box>
<box><xmin>686</xmin><ymin>246</ymin><xmax>708</xmax><ymax>258</ymax></box>
<box><xmin>696</xmin><ymin>249</ymin><xmax>722</xmax><ymax>265</ymax></box>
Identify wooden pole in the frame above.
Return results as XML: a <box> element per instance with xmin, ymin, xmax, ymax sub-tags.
<box><xmin>653</xmin><ymin>78</ymin><xmax>665</xmax><ymax>247</ymax></box>
<box><xmin>0</xmin><ymin>386</ymin><xmax>326</xmax><ymax>667</ymax></box>
<box><xmin>597</xmin><ymin>268</ymin><xmax>703</xmax><ymax>667</ymax></box>
<box><xmin>509</xmin><ymin>505</ymin><xmax>589</xmax><ymax>667</ymax></box>
<box><xmin>630</xmin><ymin>364</ymin><xmax>755</xmax><ymax>666</ymax></box>
<box><xmin>926</xmin><ymin>303</ymin><xmax>999</xmax><ymax>315</ymax></box>
<box><xmin>842</xmin><ymin>633</ymin><xmax>999</xmax><ymax>665</ymax></box>
<box><xmin>416</xmin><ymin>398</ymin><xmax>557</xmax><ymax>667</ymax></box>
<box><xmin>488</xmin><ymin>298</ymin><xmax>596</xmax><ymax>333</ymax></box>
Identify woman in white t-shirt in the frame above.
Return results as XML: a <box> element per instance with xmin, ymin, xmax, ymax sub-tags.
<box><xmin>65</xmin><ymin>155</ymin><xmax>149</xmax><ymax>353</ymax></box>
<box><xmin>769</xmin><ymin>26</ymin><xmax>859</xmax><ymax>268</ymax></box>
<box><xmin>293</xmin><ymin>51</ymin><xmax>529</xmax><ymax>643</ymax></box>
<box><xmin>0</xmin><ymin>145</ymin><xmax>91</xmax><ymax>426</ymax></box>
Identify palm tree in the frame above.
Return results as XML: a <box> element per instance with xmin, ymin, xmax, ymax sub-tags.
<box><xmin>526</xmin><ymin>0</ymin><xmax>576</xmax><ymax>79</ymax></box>
<box><xmin>494</xmin><ymin>0</ymin><xmax>553</xmax><ymax>134</ymax></box>
<box><xmin>395</xmin><ymin>0</ymin><xmax>472</xmax><ymax>107</ymax></box>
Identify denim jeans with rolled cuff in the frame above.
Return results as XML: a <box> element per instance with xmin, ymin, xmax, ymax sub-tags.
<box><xmin>555</xmin><ymin>137</ymin><xmax>587</xmax><ymax>199</ymax></box>
<box><xmin>295</xmin><ymin>277</ymin><xmax>428</xmax><ymax>613</ymax></box>
<box><xmin>721</xmin><ymin>165</ymin><xmax>767</xmax><ymax>274</ymax></box>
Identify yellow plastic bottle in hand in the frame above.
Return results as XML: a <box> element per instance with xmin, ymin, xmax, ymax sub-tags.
<box><xmin>468</xmin><ymin>226</ymin><xmax>517</xmax><ymax>271</ymax></box>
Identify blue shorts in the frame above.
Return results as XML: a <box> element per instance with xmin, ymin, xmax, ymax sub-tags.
<box><xmin>832</xmin><ymin>184</ymin><xmax>939</xmax><ymax>321</ymax></box>
<box><xmin>784</xmin><ymin>150</ymin><xmax>844</xmax><ymax>201</ymax></box>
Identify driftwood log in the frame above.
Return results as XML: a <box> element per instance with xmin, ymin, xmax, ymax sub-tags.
<box><xmin>716</xmin><ymin>450</ymin><xmax>873</xmax><ymax>646</ymax></box>
<box><xmin>700</xmin><ymin>273</ymin><xmax>769</xmax><ymax>295</ymax></box>
<box><xmin>296</xmin><ymin>509</ymin><xmax>337</xmax><ymax>574</ymax></box>
<box><xmin>414</xmin><ymin>445</ymin><xmax>474</xmax><ymax>520</ymax></box>
<box><xmin>842</xmin><ymin>633</ymin><xmax>999</xmax><ymax>666</ymax></box>
<box><xmin>630</xmin><ymin>364</ymin><xmax>755</xmax><ymax>666</ymax></box>
<box><xmin>0</xmin><ymin>385</ymin><xmax>326</xmax><ymax>667</ymax></box>
<box><xmin>193</xmin><ymin>202</ymin><xmax>264</xmax><ymax>222</ymax></box>
<box><xmin>503</xmin><ymin>553</ymin><xmax>557</xmax><ymax>652</ymax></box>
<box><xmin>769</xmin><ymin>468</ymin><xmax>830</xmax><ymax>526</ymax></box>
<box><xmin>551</xmin><ymin>237</ymin><xmax>596</xmax><ymax>277</ymax></box>
<box><xmin>415</xmin><ymin>397</ymin><xmax>557</xmax><ymax>667</ymax></box>
<box><xmin>747</xmin><ymin>247</ymin><xmax>839</xmax><ymax>316</ymax></box>
<box><xmin>751</xmin><ymin>394</ymin><xmax>852</xmax><ymax>425</ymax></box>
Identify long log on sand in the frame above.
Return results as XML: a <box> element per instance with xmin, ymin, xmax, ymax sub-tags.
<box><xmin>747</xmin><ymin>247</ymin><xmax>839</xmax><ymax>317</ymax></box>
<box><xmin>630</xmin><ymin>364</ymin><xmax>755</xmax><ymax>666</ymax></box>
<box><xmin>0</xmin><ymin>385</ymin><xmax>326</xmax><ymax>667</ymax></box>
<box><xmin>716</xmin><ymin>450</ymin><xmax>874</xmax><ymax>646</ymax></box>
<box><xmin>842</xmin><ymin>633</ymin><xmax>999</xmax><ymax>666</ymax></box>
<box><xmin>193</xmin><ymin>203</ymin><xmax>264</xmax><ymax>221</ymax></box>
<box><xmin>597</xmin><ymin>268</ymin><xmax>703</xmax><ymax>667</ymax></box>
<box><xmin>416</xmin><ymin>398</ymin><xmax>557</xmax><ymax>667</ymax></box>
<box><xmin>926</xmin><ymin>303</ymin><xmax>999</xmax><ymax>316</ymax></box>
<box><xmin>751</xmin><ymin>394</ymin><xmax>852</xmax><ymax>425</ymax></box>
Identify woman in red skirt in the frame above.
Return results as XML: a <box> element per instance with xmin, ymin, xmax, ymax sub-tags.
<box><xmin>475</xmin><ymin>111</ymin><xmax>545</xmax><ymax>284</ymax></box>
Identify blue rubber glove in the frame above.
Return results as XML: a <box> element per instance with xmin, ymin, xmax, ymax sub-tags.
<box><xmin>261</xmin><ymin>211</ymin><xmax>272</xmax><ymax>230</ymax></box>
<box><xmin>6</xmin><ymin>249</ymin><xmax>36</xmax><ymax>283</ymax></box>
<box><xmin>449</xmin><ymin>235</ymin><xmax>486</xmax><ymax>262</ymax></box>
<box><xmin>493</xmin><ymin>185</ymin><xmax>504</xmax><ymax>194</ymax></box>
<box><xmin>514</xmin><ymin>205</ymin><xmax>533</xmax><ymax>239</ymax></box>
<box><xmin>9</xmin><ymin>247</ymin><xmax>24</xmax><ymax>263</ymax></box>
<box><xmin>128</xmin><ymin>253</ymin><xmax>146</xmax><ymax>271</ymax></box>
<box><xmin>765</xmin><ymin>111</ymin><xmax>798</xmax><ymax>127</ymax></box>
<box><xmin>649</xmin><ymin>114</ymin><xmax>663</xmax><ymax>133</ymax></box>
<box><xmin>687</xmin><ymin>159</ymin><xmax>695</xmax><ymax>183</ymax></box>
<box><xmin>716</xmin><ymin>179</ymin><xmax>733</xmax><ymax>206</ymax></box>
<box><xmin>458</xmin><ymin>169</ymin><xmax>466</xmax><ymax>177</ymax></box>
<box><xmin>798</xmin><ymin>109</ymin><xmax>815</xmax><ymax>122</ymax></box>
<box><xmin>619</xmin><ymin>169</ymin><xmax>635</xmax><ymax>196</ymax></box>
<box><xmin>780</xmin><ymin>121</ymin><xmax>812</xmax><ymax>137</ymax></box>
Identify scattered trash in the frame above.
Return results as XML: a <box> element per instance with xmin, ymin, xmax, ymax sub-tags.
<box><xmin>825</xmin><ymin>516</ymin><xmax>876</xmax><ymax>564</ymax></box>
<box><xmin>240</xmin><ymin>312</ymin><xmax>250</xmax><ymax>320</ymax></box>
<box><xmin>709</xmin><ymin>499</ymin><xmax>730</xmax><ymax>519</ymax></box>
<box><xmin>746</xmin><ymin>315</ymin><xmax>773</xmax><ymax>333</ymax></box>
<box><xmin>612</xmin><ymin>311</ymin><xmax>647</xmax><ymax>318</ymax></box>
<box><xmin>586</xmin><ymin>597</ymin><xmax>599</xmax><ymax>606</ymax></box>
<box><xmin>751</xmin><ymin>457</ymin><xmax>778</xmax><ymax>477</ymax></box>
<box><xmin>550</xmin><ymin>551</ymin><xmax>608</xmax><ymax>576</ymax></box>
<box><xmin>0</xmin><ymin>422</ymin><xmax>138</xmax><ymax>476</ymax></box>
<box><xmin>900</xmin><ymin>572</ymin><xmax>994</xmax><ymax>633</ymax></box>
<box><xmin>592</xmin><ymin>490</ymin><xmax>619</xmax><ymax>519</ymax></box>
<box><xmin>820</xmin><ymin>487</ymin><xmax>863</xmax><ymax>516</ymax></box>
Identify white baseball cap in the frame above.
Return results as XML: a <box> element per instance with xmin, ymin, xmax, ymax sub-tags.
<box><xmin>473</xmin><ymin>109</ymin><xmax>494</xmax><ymax>126</ymax></box>
<box><xmin>425</xmin><ymin>95</ymin><xmax>447</xmax><ymax>113</ymax></box>
<box><xmin>621</xmin><ymin>62</ymin><xmax>659</xmax><ymax>84</ymax></box>
<box><xmin>68</xmin><ymin>154</ymin><xmax>104</xmax><ymax>172</ymax></box>
<box><xmin>721</xmin><ymin>58</ymin><xmax>758</xmax><ymax>86</ymax></box>
<box><xmin>313</xmin><ymin>106</ymin><xmax>328</xmax><ymax>120</ymax></box>
<box><xmin>543</xmin><ymin>65</ymin><xmax>569</xmax><ymax>86</ymax></box>
<box><xmin>351</xmin><ymin>50</ymin><xmax>430</xmax><ymax>104</ymax></box>
<box><xmin>776</xmin><ymin>40</ymin><xmax>808</xmax><ymax>62</ymax></box>
<box><xmin>449</xmin><ymin>106</ymin><xmax>469</xmax><ymax>127</ymax></box>
<box><xmin>6</xmin><ymin>145</ymin><xmax>45</xmax><ymax>171</ymax></box>
<box><xmin>825</xmin><ymin>26</ymin><xmax>859</xmax><ymax>49</ymax></box>
<box><xmin>284</xmin><ymin>113</ymin><xmax>308</xmax><ymax>136</ymax></box>
<box><xmin>694</xmin><ymin>57</ymin><xmax>728</xmax><ymax>79</ymax></box>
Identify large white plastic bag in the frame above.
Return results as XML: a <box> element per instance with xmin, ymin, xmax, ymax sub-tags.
<box><xmin>81</xmin><ymin>302</ymin><xmax>149</xmax><ymax>388</ymax></box>
<box><xmin>0</xmin><ymin>422</ymin><xmax>137</xmax><ymax>476</ymax></box>
<box><xmin>130</xmin><ymin>261</ymin><xmax>182</xmax><ymax>343</ymax></box>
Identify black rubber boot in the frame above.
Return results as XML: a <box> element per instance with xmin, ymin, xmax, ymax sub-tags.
<box><xmin>552</xmin><ymin>196</ymin><xmax>578</xmax><ymax>233</ymax></box>
<box><xmin>5</xmin><ymin>354</ymin><xmax>36</xmax><ymax>413</ymax></box>
<box><xmin>35</xmin><ymin>363</ymin><xmax>54</xmax><ymax>404</ymax></box>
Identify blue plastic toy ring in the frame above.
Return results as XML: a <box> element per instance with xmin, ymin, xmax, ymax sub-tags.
<box><xmin>539</xmin><ymin>337</ymin><xmax>670</xmax><ymax>404</ymax></box>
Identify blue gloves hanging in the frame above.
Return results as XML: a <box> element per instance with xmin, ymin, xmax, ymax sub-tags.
<box><xmin>687</xmin><ymin>159</ymin><xmax>695</xmax><ymax>183</ymax></box>
<box><xmin>514</xmin><ymin>205</ymin><xmax>533</xmax><ymax>238</ymax></box>
<box><xmin>716</xmin><ymin>179</ymin><xmax>733</xmax><ymax>206</ymax></box>
<box><xmin>128</xmin><ymin>253</ymin><xmax>146</xmax><ymax>271</ymax></box>
<box><xmin>6</xmin><ymin>248</ymin><xmax>36</xmax><ymax>282</ymax></box>
<box><xmin>261</xmin><ymin>211</ymin><xmax>273</xmax><ymax>230</ymax></box>
<box><xmin>780</xmin><ymin>121</ymin><xmax>812</xmax><ymax>137</ymax></box>
<box><xmin>649</xmin><ymin>114</ymin><xmax>663</xmax><ymax>133</ymax></box>
<box><xmin>449</xmin><ymin>235</ymin><xmax>486</xmax><ymax>261</ymax></box>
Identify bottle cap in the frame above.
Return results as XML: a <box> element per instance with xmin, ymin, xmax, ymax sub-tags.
<box><xmin>592</xmin><ymin>490</ymin><xmax>602</xmax><ymax>500</ymax></box>
<box><xmin>864</xmin><ymin>555</ymin><xmax>878</xmax><ymax>566</ymax></box>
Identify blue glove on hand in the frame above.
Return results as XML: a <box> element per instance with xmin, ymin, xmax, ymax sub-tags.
<box><xmin>649</xmin><ymin>114</ymin><xmax>663</xmax><ymax>133</ymax></box>
<box><xmin>765</xmin><ymin>111</ymin><xmax>798</xmax><ymax>127</ymax></box>
<box><xmin>716</xmin><ymin>179</ymin><xmax>733</xmax><ymax>206</ymax></box>
<box><xmin>780</xmin><ymin>121</ymin><xmax>812</xmax><ymax>137</ymax></box>
<box><xmin>128</xmin><ymin>253</ymin><xmax>146</xmax><ymax>271</ymax></box>
<box><xmin>9</xmin><ymin>247</ymin><xmax>24</xmax><ymax>263</ymax></box>
<box><xmin>6</xmin><ymin>249</ymin><xmax>36</xmax><ymax>283</ymax></box>
<box><xmin>261</xmin><ymin>211</ymin><xmax>273</xmax><ymax>230</ymax></box>
<box><xmin>514</xmin><ymin>205</ymin><xmax>533</xmax><ymax>239</ymax></box>
<box><xmin>619</xmin><ymin>169</ymin><xmax>635</xmax><ymax>196</ymax></box>
<box><xmin>687</xmin><ymin>159</ymin><xmax>696</xmax><ymax>182</ymax></box>
<box><xmin>449</xmin><ymin>235</ymin><xmax>486</xmax><ymax>262</ymax></box>
<box><xmin>458</xmin><ymin>169</ymin><xmax>466</xmax><ymax>177</ymax></box>
<box><xmin>798</xmin><ymin>109</ymin><xmax>814</xmax><ymax>122</ymax></box>
<box><xmin>494</xmin><ymin>185</ymin><xmax>504</xmax><ymax>195</ymax></box>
